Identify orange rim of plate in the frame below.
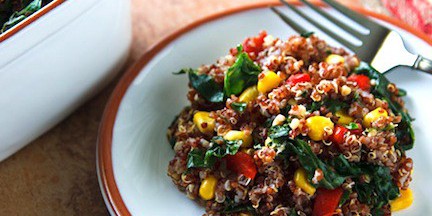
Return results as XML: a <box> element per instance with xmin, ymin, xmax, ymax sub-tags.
<box><xmin>97</xmin><ymin>1</ymin><xmax>432</xmax><ymax>215</ymax></box>
<box><xmin>0</xmin><ymin>0</ymin><xmax>66</xmax><ymax>43</ymax></box>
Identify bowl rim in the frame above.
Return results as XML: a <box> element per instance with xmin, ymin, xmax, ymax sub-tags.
<box><xmin>0</xmin><ymin>0</ymin><xmax>65</xmax><ymax>43</ymax></box>
<box><xmin>97</xmin><ymin>1</ymin><xmax>432</xmax><ymax>215</ymax></box>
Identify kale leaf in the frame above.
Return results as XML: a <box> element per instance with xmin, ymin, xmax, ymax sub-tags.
<box><xmin>300</xmin><ymin>31</ymin><xmax>314</xmax><ymax>38</ymax></box>
<box><xmin>175</xmin><ymin>45</ymin><xmax>261</xmax><ymax>103</ymax></box>
<box><xmin>285</xmin><ymin>139</ymin><xmax>345</xmax><ymax>189</ymax></box>
<box><xmin>269</xmin><ymin>124</ymin><xmax>345</xmax><ymax>189</ymax></box>
<box><xmin>222</xmin><ymin>203</ymin><xmax>256</xmax><ymax>214</ymax></box>
<box><xmin>231</xmin><ymin>102</ymin><xmax>247</xmax><ymax>113</ymax></box>
<box><xmin>182</xmin><ymin>68</ymin><xmax>224</xmax><ymax>103</ymax></box>
<box><xmin>354</xmin><ymin>165</ymin><xmax>399</xmax><ymax>212</ymax></box>
<box><xmin>329</xmin><ymin>155</ymin><xmax>362</xmax><ymax>177</ymax></box>
<box><xmin>353</xmin><ymin>62</ymin><xmax>414</xmax><ymax>150</ymax></box>
<box><xmin>186</xmin><ymin>149</ymin><xmax>207</xmax><ymax>168</ymax></box>
<box><xmin>169</xmin><ymin>137</ymin><xmax>176</xmax><ymax>149</ymax></box>
<box><xmin>339</xmin><ymin>189</ymin><xmax>351</xmax><ymax>207</ymax></box>
<box><xmin>275</xmin><ymin>136</ymin><xmax>399</xmax><ymax>211</ymax></box>
<box><xmin>329</xmin><ymin>155</ymin><xmax>400</xmax><ymax>212</ymax></box>
<box><xmin>172</xmin><ymin>69</ymin><xmax>187</xmax><ymax>75</ymax></box>
<box><xmin>345</xmin><ymin>122</ymin><xmax>359</xmax><ymax>130</ymax></box>
<box><xmin>271</xmin><ymin>129</ymin><xmax>399</xmax><ymax>211</ymax></box>
<box><xmin>268</xmin><ymin>123</ymin><xmax>290</xmax><ymax>139</ymax></box>
<box><xmin>222</xmin><ymin>197</ymin><xmax>257</xmax><ymax>215</ymax></box>
<box><xmin>1</xmin><ymin>0</ymin><xmax>41</xmax><ymax>33</ymax></box>
<box><xmin>289</xmin><ymin>209</ymin><xmax>299</xmax><ymax>216</ymax></box>
<box><xmin>397</xmin><ymin>88</ymin><xmax>407</xmax><ymax>97</ymax></box>
<box><xmin>186</xmin><ymin>136</ymin><xmax>242</xmax><ymax>169</ymax></box>
<box><xmin>224</xmin><ymin>46</ymin><xmax>261</xmax><ymax>97</ymax></box>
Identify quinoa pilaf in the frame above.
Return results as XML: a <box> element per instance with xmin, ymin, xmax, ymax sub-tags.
<box><xmin>167</xmin><ymin>31</ymin><xmax>414</xmax><ymax>216</ymax></box>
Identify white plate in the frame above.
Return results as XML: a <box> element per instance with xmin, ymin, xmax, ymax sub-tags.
<box><xmin>98</xmin><ymin>3</ymin><xmax>432</xmax><ymax>215</ymax></box>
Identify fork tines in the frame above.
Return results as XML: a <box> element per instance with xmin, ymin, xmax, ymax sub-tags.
<box><xmin>270</xmin><ymin>7</ymin><xmax>308</xmax><ymax>34</ymax></box>
<box><xmin>272</xmin><ymin>0</ymin><xmax>387</xmax><ymax>52</ymax></box>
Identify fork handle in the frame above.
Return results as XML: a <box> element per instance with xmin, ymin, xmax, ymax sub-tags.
<box><xmin>413</xmin><ymin>55</ymin><xmax>432</xmax><ymax>74</ymax></box>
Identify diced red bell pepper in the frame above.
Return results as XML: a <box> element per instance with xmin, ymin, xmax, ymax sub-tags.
<box><xmin>242</xmin><ymin>31</ymin><xmax>267</xmax><ymax>56</ymax></box>
<box><xmin>331</xmin><ymin>124</ymin><xmax>363</xmax><ymax>146</ymax></box>
<box><xmin>225</xmin><ymin>152</ymin><xmax>257</xmax><ymax>179</ymax></box>
<box><xmin>286</xmin><ymin>73</ymin><xmax>311</xmax><ymax>85</ymax></box>
<box><xmin>347</xmin><ymin>74</ymin><xmax>371</xmax><ymax>91</ymax></box>
<box><xmin>330</xmin><ymin>125</ymin><xmax>349</xmax><ymax>145</ymax></box>
<box><xmin>312</xmin><ymin>187</ymin><xmax>344</xmax><ymax>216</ymax></box>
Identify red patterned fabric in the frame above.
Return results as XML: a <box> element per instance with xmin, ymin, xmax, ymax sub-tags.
<box><xmin>382</xmin><ymin>0</ymin><xmax>432</xmax><ymax>37</ymax></box>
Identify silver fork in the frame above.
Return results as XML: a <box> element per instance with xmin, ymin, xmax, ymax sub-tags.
<box><xmin>270</xmin><ymin>0</ymin><xmax>432</xmax><ymax>74</ymax></box>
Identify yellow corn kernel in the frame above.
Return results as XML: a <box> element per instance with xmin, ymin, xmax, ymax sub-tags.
<box><xmin>257</xmin><ymin>71</ymin><xmax>282</xmax><ymax>93</ymax></box>
<box><xmin>363</xmin><ymin>107</ymin><xmax>388</xmax><ymax>128</ymax></box>
<box><xmin>224</xmin><ymin>130</ymin><xmax>253</xmax><ymax>147</ymax></box>
<box><xmin>306</xmin><ymin>116</ymin><xmax>334</xmax><ymax>141</ymax></box>
<box><xmin>294</xmin><ymin>168</ymin><xmax>316</xmax><ymax>195</ymax></box>
<box><xmin>335</xmin><ymin>110</ymin><xmax>354</xmax><ymax>125</ymax></box>
<box><xmin>390</xmin><ymin>188</ymin><xmax>413</xmax><ymax>212</ymax></box>
<box><xmin>341</xmin><ymin>85</ymin><xmax>352</xmax><ymax>96</ymax></box>
<box><xmin>325</xmin><ymin>54</ymin><xmax>345</xmax><ymax>64</ymax></box>
<box><xmin>272</xmin><ymin>114</ymin><xmax>286</xmax><ymax>126</ymax></box>
<box><xmin>193</xmin><ymin>111</ymin><xmax>215</xmax><ymax>134</ymax></box>
<box><xmin>239</xmin><ymin>85</ymin><xmax>259</xmax><ymax>103</ymax></box>
<box><xmin>288</xmin><ymin>98</ymin><xmax>297</xmax><ymax>105</ymax></box>
<box><xmin>199</xmin><ymin>175</ymin><xmax>218</xmax><ymax>200</ymax></box>
<box><xmin>264</xmin><ymin>137</ymin><xmax>272</xmax><ymax>146</ymax></box>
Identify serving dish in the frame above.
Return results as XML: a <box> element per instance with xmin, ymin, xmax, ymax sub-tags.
<box><xmin>0</xmin><ymin>0</ymin><xmax>131</xmax><ymax>161</ymax></box>
<box><xmin>97</xmin><ymin>2</ymin><xmax>432</xmax><ymax>215</ymax></box>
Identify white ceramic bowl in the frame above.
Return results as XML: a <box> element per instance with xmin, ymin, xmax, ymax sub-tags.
<box><xmin>0</xmin><ymin>0</ymin><xmax>131</xmax><ymax>161</ymax></box>
<box><xmin>98</xmin><ymin>2</ymin><xmax>432</xmax><ymax>215</ymax></box>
